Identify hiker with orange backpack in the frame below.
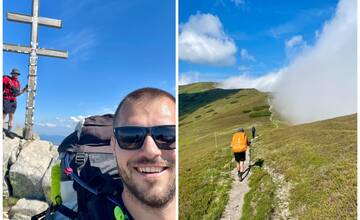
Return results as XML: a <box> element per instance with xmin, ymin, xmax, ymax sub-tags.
<box><xmin>230</xmin><ymin>128</ymin><xmax>249</xmax><ymax>179</ymax></box>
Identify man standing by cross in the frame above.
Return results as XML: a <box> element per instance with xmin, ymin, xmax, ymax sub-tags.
<box><xmin>3</xmin><ymin>0</ymin><xmax>68</xmax><ymax>139</ymax></box>
<box><xmin>3</xmin><ymin>68</ymin><xmax>28</xmax><ymax>134</ymax></box>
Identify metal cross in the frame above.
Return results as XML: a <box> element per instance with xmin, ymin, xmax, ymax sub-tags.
<box><xmin>3</xmin><ymin>0</ymin><xmax>68</xmax><ymax>140</ymax></box>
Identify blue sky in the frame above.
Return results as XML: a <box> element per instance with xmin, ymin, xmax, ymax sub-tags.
<box><xmin>3</xmin><ymin>0</ymin><xmax>175</xmax><ymax>136</ymax></box>
<box><xmin>179</xmin><ymin>0</ymin><xmax>338</xmax><ymax>83</ymax></box>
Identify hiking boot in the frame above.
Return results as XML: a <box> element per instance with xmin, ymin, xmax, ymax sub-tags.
<box><xmin>6</xmin><ymin>132</ymin><xmax>15</xmax><ymax>139</ymax></box>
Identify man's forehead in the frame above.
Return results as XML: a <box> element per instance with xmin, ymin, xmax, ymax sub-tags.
<box><xmin>121</xmin><ymin>96</ymin><xmax>174</xmax><ymax>110</ymax></box>
<box><xmin>116</xmin><ymin>97</ymin><xmax>175</xmax><ymax>126</ymax></box>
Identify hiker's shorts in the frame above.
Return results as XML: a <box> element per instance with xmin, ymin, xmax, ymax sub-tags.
<box><xmin>3</xmin><ymin>100</ymin><xmax>17</xmax><ymax>114</ymax></box>
<box><xmin>234</xmin><ymin>152</ymin><xmax>246</xmax><ymax>162</ymax></box>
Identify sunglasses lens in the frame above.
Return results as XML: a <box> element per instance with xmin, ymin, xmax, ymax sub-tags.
<box><xmin>114</xmin><ymin>127</ymin><xmax>145</xmax><ymax>150</ymax></box>
<box><xmin>152</xmin><ymin>126</ymin><xmax>176</xmax><ymax>149</ymax></box>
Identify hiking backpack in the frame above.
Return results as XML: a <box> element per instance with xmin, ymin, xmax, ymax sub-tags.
<box><xmin>231</xmin><ymin>132</ymin><xmax>248</xmax><ymax>153</ymax></box>
<box><xmin>3</xmin><ymin>75</ymin><xmax>20</xmax><ymax>97</ymax></box>
<box><xmin>32</xmin><ymin>114</ymin><xmax>124</xmax><ymax>220</ymax></box>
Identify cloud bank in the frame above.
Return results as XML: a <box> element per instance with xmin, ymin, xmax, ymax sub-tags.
<box><xmin>219</xmin><ymin>70</ymin><xmax>284</xmax><ymax>92</ymax></box>
<box><xmin>179</xmin><ymin>13</ymin><xmax>237</xmax><ymax>66</ymax></box>
<box><xmin>220</xmin><ymin>0</ymin><xmax>356</xmax><ymax>124</ymax></box>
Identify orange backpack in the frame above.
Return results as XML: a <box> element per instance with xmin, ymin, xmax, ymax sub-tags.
<box><xmin>231</xmin><ymin>132</ymin><xmax>248</xmax><ymax>153</ymax></box>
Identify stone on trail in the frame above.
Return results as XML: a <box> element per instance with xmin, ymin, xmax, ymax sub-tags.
<box><xmin>9</xmin><ymin>198</ymin><xmax>48</xmax><ymax>219</ymax></box>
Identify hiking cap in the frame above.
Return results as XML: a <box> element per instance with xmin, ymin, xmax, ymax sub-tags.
<box><xmin>11</xmin><ymin>68</ymin><xmax>20</xmax><ymax>75</ymax></box>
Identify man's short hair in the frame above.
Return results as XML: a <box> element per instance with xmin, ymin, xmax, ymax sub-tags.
<box><xmin>113</xmin><ymin>87</ymin><xmax>175</xmax><ymax>126</ymax></box>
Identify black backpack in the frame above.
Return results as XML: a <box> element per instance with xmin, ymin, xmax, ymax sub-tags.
<box><xmin>3</xmin><ymin>75</ymin><xmax>20</xmax><ymax>97</ymax></box>
<box><xmin>32</xmin><ymin>114</ymin><xmax>129</xmax><ymax>220</ymax></box>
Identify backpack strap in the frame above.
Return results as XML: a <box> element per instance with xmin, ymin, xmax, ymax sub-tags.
<box><xmin>77</xmin><ymin>145</ymin><xmax>113</xmax><ymax>154</ymax></box>
<box><xmin>31</xmin><ymin>203</ymin><xmax>77</xmax><ymax>220</ymax></box>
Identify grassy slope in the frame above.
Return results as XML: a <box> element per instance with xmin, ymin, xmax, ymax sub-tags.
<box><xmin>179</xmin><ymin>83</ymin><xmax>272</xmax><ymax>220</ymax></box>
<box><xmin>252</xmin><ymin>114</ymin><xmax>357</xmax><ymax>219</ymax></box>
<box><xmin>180</xmin><ymin>82</ymin><xmax>357</xmax><ymax>220</ymax></box>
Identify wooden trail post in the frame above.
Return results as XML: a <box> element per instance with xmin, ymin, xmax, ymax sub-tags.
<box><xmin>3</xmin><ymin>0</ymin><xmax>68</xmax><ymax>139</ymax></box>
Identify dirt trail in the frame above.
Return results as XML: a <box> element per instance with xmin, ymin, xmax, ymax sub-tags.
<box><xmin>267</xmin><ymin>99</ymin><xmax>292</xmax><ymax>218</ymax></box>
<box><xmin>221</xmin><ymin>98</ymin><xmax>285</xmax><ymax>219</ymax></box>
<box><xmin>220</xmin><ymin>148</ymin><xmax>250</xmax><ymax>220</ymax></box>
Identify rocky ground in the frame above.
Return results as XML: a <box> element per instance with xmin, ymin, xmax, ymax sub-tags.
<box><xmin>3</xmin><ymin>131</ymin><xmax>59</xmax><ymax>220</ymax></box>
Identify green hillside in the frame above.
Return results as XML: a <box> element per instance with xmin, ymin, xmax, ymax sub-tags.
<box><xmin>248</xmin><ymin>113</ymin><xmax>357</xmax><ymax>219</ymax></box>
<box><xmin>179</xmin><ymin>82</ymin><xmax>357</xmax><ymax>220</ymax></box>
<box><xmin>179</xmin><ymin>82</ymin><xmax>217</xmax><ymax>94</ymax></box>
<box><xmin>179</xmin><ymin>83</ymin><xmax>273</xmax><ymax>219</ymax></box>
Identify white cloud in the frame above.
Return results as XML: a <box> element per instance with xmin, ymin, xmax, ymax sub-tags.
<box><xmin>240</xmin><ymin>49</ymin><xmax>256</xmax><ymax>61</ymax></box>
<box><xmin>55</xmin><ymin>29</ymin><xmax>96</xmax><ymax>60</ymax></box>
<box><xmin>231</xmin><ymin>0</ymin><xmax>245</xmax><ymax>6</ymax></box>
<box><xmin>179</xmin><ymin>71</ymin><xmax>227</xmax><ymax>85</ymax></box>
<box><xmin>38</xmin><ymin>123</ymin><xmax>57</xmax><ymax>128</ymax></box>
<box><xmin>220</xmin><ymin>0</ymin><xmax>356</xmax><ymax>124</ymax></box>
<box><xmin>285</xmin><ymin>35</ymin><xmax>304</xmax><ymax>48</ymax></box>
<box><xmin>69</xmin><ymin>115</ymin><xmax>87</xmax><ymax>123</ymax></box>
<box><xmin>179</xmin><ymin>13</ymin><xmax>237</xmax><ymax>66</ymax></box>
<box><xmin>218</xmin><ymin>70</ymin><xmax>283</xmax><ymax>92</ymax></box>
<box><xmin>285</xmin><ymin>35</ymin><xmax>308</xmax><ymax>60</ymax></box>
<box><xmin>179</xmin><ymin>72</ymin><xmax>201</xmax><ymax>85</ymax></box>
<box><xmin>97</xmin><ymin>106</ymin><xmax>116</xmax><ymax>115</ymax></box>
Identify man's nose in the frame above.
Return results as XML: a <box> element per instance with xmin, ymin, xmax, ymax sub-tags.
<box><xmin>140</xmin><ymin>135</ymin><xmax>162</xmax><ymax>157</ymax></box>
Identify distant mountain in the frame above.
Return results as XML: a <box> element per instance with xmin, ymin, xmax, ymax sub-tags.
<box><xmin>39</xmin><ymin>134</ymin><xmax>66</xmax><ymax>145</ymax></box>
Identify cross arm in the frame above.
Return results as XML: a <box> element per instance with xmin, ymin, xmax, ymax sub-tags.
<box><xmin>3</xmin><ymin>43</ymin><xmax>68</xmax><ymax>58</ymax></box>
<box><xmin>7</xmin><ymin>12</ymin><xmax>62</xmax><ymax>28</ymax></box>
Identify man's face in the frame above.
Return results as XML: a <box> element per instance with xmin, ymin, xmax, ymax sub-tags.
<box><xmin>11</xmin><ymin>73</ymin><xmax>19</xmax><ymax>79</ymax></box>
<box><xmin>113</xmin><ymin>97</ymin><xmax>176</xmax><ymax>208</ymax></box>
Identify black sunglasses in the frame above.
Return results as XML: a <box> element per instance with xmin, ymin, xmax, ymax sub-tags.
<box><xmin>114</xmin><ymin>125</ymin><xmax>176</xmax><ymax>150</ymax></box>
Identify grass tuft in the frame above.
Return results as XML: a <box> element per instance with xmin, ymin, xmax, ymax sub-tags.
<box><xmin>241</xmin><ymin>167</ymin><xmax>276</xmax><ymax>220</ymax></box>
<box><xmin>249</xmin><ymin>109</ymin><xmax>271</xmax><ymax>118</ymax></box>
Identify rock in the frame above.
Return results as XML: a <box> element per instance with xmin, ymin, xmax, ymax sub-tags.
<box><xmin>3</xmin><ymin>180</ymin><xmax>9</xmax><ymax>199</ymax></box>
<box><xmin>9</xmin><ymin>198</ymin><xmax>48</xmax><ymax>219</ymax></box>
<box><xmin>3</xmin><ymin>136</ymin><xmax>21</xmax><ymax>198</ymax></box>
<box><xmin>9</xmin><ymin>140</ymin><xmax>55</xmax><ymax>200</ymax></box>
<box><xmin>3</xmin><ymin>136</ymin><xmax>21</xmax><ymax>173</ymax></box>
<box><xmin>3</xmin><ymin>211</ymin><xmax>10</xmax><ymax>220</ymax></box>
<box><xmin>10</xmin><ymin>213</ymin><xmax>29</xmax><ymax>220</ymax></box>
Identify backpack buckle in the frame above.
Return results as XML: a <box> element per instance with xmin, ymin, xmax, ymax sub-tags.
<box><xmin>75</xmin><ymin>153</ymin><xmax>87</xmax><ymax>165</ymax></box>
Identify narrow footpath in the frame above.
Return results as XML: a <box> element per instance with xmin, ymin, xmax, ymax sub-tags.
<box><xmin>221</xmin><ymin>99</ymin><xmax>279</xmax><ymax>219</ymax></box>
<box><xmin>220</xmin><ymin>147</ymin><xmax>251</xmax><ymax>220</ymax></box>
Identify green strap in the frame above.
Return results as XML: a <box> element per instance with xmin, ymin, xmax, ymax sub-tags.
<box><xmin>114</xmin><ymin>206</ymin><xmax>127</xmax><ymax>220</ymax></box>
